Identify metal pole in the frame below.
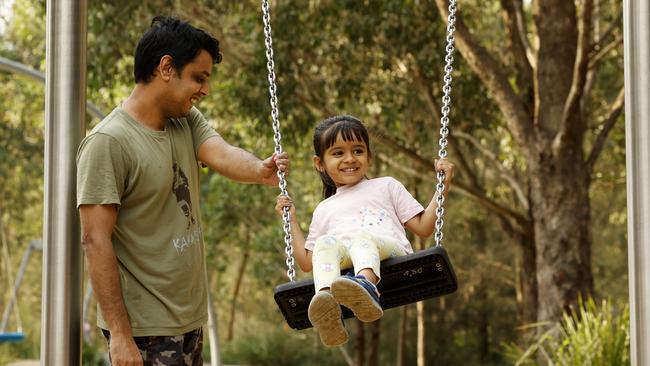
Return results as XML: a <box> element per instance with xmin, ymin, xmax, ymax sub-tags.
<box><xmin>624</xmin><ymin>0</ymin><xmax>650</xmax><ymax>365</ymax></box>
<box><xmin>0</xmin><ymin>56</ymin><xmax>104</xmax><ymax>120</ymax></box>
<box><xmin>206</xmin><ymin>288</ymin><xmax>221</xmax><ymax>366</ymax></box>
<box><xmin>41</xmin><ymin>1</ymin><xmax>87</xmax><ymax>365</ymax></box>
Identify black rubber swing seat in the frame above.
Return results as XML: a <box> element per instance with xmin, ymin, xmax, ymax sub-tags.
<box><xmin>273</xmin><ymin>245</ymin><xmax>458</xmax><ymax>330</ymax></box>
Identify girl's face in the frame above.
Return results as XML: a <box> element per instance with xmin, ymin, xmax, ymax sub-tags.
<box><xmin>314</xmin><ymin>132</ymin><xmax>370</xmax><ymax>187</ymax></box>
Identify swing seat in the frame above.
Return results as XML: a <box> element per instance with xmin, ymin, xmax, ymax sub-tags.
<box><xmin>274</xmin><ymin>245</ymin><xmax>458</xmax><ymax>330</ymax></box>
<box><xmin>0</xmin><ymin>332</ymin><xmax>25</xmax><ymax>343</ymax></box>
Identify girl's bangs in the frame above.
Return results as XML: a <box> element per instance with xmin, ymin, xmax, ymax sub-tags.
<box><xmin>321</xmin><ymin>121</ymin><xmax>368</xmax><ymax>150</ymax></box>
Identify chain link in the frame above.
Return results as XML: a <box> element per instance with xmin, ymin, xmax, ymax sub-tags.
<box><xmin>261</xmin><ymin>0</ymin><xmax>295</xmax><ymax>281</ymax></box>
<box><xmin>434</xmin><ymin>0</ymin><xmax>457</xmax><ymax>247</ymax></box>
<box><xmin>262</xmin><ymin>0</ymin><xmax>456</xmax><ymax>275</ymax></box>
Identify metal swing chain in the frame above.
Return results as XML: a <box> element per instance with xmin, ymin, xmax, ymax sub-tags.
<box><xmin>261</xmin><ymin>0</ymin><xmax>296</xmax><ymax>281</ymax></box>
<box><xmin>261</xmin><ymin>0</ymin><xmax>455</xmax><ymax>278</ymax></box>
<box><xmin>434</xmin><ymin>0</ymin><xmax>457</xmax><ymax>247</ymax></box>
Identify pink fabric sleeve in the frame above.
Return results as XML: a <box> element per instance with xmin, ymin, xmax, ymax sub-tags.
<box><xmin>389</xmin><ymin>178</ymin><xmax>425</xmax><ymax>224</ymax></box>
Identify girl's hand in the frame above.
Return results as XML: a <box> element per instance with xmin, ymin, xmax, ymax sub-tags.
<box><xmin>275</xmin><ymin>194</ymin><xmax>296</xmax><ymax>218</ymax></box>
<box><xmin>435</xmin><ymin>158</ymin><xmax>455</xmax><ymax>188</ymax></box>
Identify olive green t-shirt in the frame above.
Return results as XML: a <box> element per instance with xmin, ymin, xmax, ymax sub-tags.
<box><xmin>76</xmin><ymin>106</ymin><xmax>218</xmax><ymax>336</ymax></box>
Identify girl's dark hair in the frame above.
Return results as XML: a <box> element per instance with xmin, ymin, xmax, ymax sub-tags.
<box><xmin>313</xmin><ymin>115</ymin><xmax>371</xmax><ymax>199</ymax></box>
<box><xmin>134</xmin><ymin>16</ymin><xmax>222</xmax><ymax>84</ymax></box>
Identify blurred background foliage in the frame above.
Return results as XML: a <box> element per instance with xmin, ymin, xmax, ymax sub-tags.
<box><xmin>0</xmin><ymin>0</ymin><xmax>626</xmax><ymax>365</ymax></box>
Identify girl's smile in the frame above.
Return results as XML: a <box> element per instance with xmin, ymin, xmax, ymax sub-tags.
<box><xmin>315</xmin><ymin>133</ymin><xmax>370</xmax><ymax>187</ymax></box>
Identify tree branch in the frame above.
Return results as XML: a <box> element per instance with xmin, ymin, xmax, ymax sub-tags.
<box><xmin>338</xmin><ymin>346</ymin><xmax>355</xmax><ymax>366</ymax></box>
<box><xmin>588</xmin><ymin>36</ymin><xmax>623</xmax><ymax>70</ymax></box>
<box><xmin>227</xmin><ymin>247</ymin><xmax>249</xmax><ymax>341</ymax></box>
<box><xmin>454</xmin><ymin>131</ymin><xmax>529</xmax><ymax>210</ymax></box>
<box><xmin>373</xmin><ymin>131</ymin><xmax>531</xmax><ymax>234</ymax></box>
<box><xmin>288</xmin><ymin>56</ymin><xmax>338</xmax><ymax>117</ymax></box>
<box><xmin>406</xmin><ymin>55</ymin><xmax>486</xmax><ymax>190</ymax></box>
<box><xmin>176</xmin><ymin>6</ymin><xmax>252</xmax><ymax>66</ymax></box>
<box><xmin>586</xmin><ymin>86</ymin><xmax>625</xmax><ymax>174</ymax></box>
<box><xmin>407</xmin><ymin>54</ymin><xmax>442</xmax><ymax>123</ymax></box>
<box><xmin>434</xmin><ymin>0</ymin><xmax>533</xmax><ymax>148</ymax></box>
<box><xmin>588</xmin><ymin>10</ymin><xmax>623</xmax><ymax>55</ymax></box>
<box><xmin>556</xmin><ymin>0</ymin><xmax>594</xmax><ymax>153</ymax></box>
<box><xmin>448</xmin><ymin>133</ymin><xmax>483</xmax><ymax>190</ymax></box>
<box><xmin>499</xmin><ymin>0</ymin><xmax>534</xmax><ymax>89</ymax></box>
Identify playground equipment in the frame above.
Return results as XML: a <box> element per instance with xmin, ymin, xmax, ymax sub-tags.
<box><xmin>261</xmin><ymin>0</ymin><xmax>458</xmax><ymax>329</ymax></box>
<box><xmin>0</xmin><ymin>0</ymin><xmax>646</xmax><ymax>365</ymax></box>
<box><xmin>624</xmin><ymin>0</ymin><xmax>650</xmax><ymax>364</ymax></box>
<box><xmin>0</xmin><ymin>240</ymin><xmax>42</xmax><ymax>343</ymax></box>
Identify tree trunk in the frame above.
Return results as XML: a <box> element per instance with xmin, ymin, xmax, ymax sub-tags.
<box><xmin>529</xmin><ymin>157</ymin><xmax>593</xmax><ymax>324</ymax></box>
<box><xmin>226</xmin><ymin>248</ymin><xmax>250</xmax><ymax>341</ymax></box>
<box><xmin>530</xmin><ymin>0</ymin><xmax>595</xmax><ymax>325</ymax></box>
<box><xmin>478</xmin><ymin>284</ymin><xmax>489</xmax><ymax>364</ymax></box>
<box><xmin>509</xmin><ymin>227</ymin><xmax>538</xmax><ymax>342</ymax></box>
<box><xmin>472</xmin><ymin>218</ymin><xmax>490</xmax><ymax>362</ymax></box>
<box><xmin>367</xmin><ymin>320</ymin><xmax>381</xmax><ymax>366</ymax></box>
<box><xmin>434</xmin><ymin>0</ymin><xmax>597</xmax><ymax>327</ymax></box>
<box><xmin>396</xmin><ymin>306</ymin><xmax>408</xmax><ymax>366</ymax></box>
<box><xmin>356</xmin><ymin>319</ymin><xmax>365</xmax><ymax>366</ymax></box>
<box><xmin>417</xmin><ymin>301</ymin><xmax>425</xmax><ymax>366</ymax></box>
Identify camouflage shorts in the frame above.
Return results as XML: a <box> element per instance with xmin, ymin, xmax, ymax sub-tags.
<box><xmin>102</xmin><ymin>327</ymin><xmax>203</xmax><ymax>366</ymax></box>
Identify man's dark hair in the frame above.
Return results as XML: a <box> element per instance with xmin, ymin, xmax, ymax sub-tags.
<box><xmin>134</xmin><ymin>16</ymin><xmax>222</xmax><ymax>83</ymax></box>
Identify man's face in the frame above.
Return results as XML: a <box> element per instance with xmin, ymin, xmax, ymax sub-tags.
<box><xmin>167</xmin><ymin>50</ymin><xmax>213</xmax><ymax>117</ymax></box>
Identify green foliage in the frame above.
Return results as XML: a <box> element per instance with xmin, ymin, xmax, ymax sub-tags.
<box><xmin>82</xmin><ymin>340</ymin><xmax>109</xmax><ymax>366</ymax></box>
<box><xmin>220</xmin><ymin>327</ymin><xmax>343</xmax><ymax>366</ymax></box>
<box><xmin>505</xmin><ymin>298</ymin><xmax>630</xmax><ymax>366</ymax></box>
<box><xmin>0</xmin><ymin>0</ymin><xmax>627</xmax><ymax>365</ymax></box>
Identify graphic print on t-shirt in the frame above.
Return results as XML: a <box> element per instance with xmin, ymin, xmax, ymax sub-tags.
<box><xmin>359</xmin><ymin>208</ymin><xmax>393</xmax><ymax>235</ymax></box>
<box><xmin>172</xmin><ymin>162</ymin><xmax>196</xmax><ymax>230</ymax></box>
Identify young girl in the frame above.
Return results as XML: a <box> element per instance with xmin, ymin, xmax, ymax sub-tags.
<box><xmin>275</xmin><ymin>115</ymin><xmax>455</xmax><ymax>346</ymax></box>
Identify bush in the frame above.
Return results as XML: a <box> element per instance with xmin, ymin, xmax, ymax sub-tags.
<box><xmin>220</xmin><ymin>327</ymin><xmax>346</xmax><ymax>366</ymax></box>
<box><xmin>505</xmin><ymin>298</ymin><xmax>629</xmax><ymax>366</ymax></box>
<box><xmin>82</xmin><ymin>339</ymin><xmax>110</xmax><ymax>366</ymax></box>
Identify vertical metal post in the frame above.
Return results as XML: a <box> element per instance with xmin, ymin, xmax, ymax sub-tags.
<box><xmin>42</xmin><ymin>1</ymin><xmax>87</xmax><ymax>365</ymax></box>
<box><xmin>206</xmin><ymin>290</ymin><xmax>221</xmax><ymax>366</ymax></box>
<box><xmin>624</xmin><ymin>0</ymin><xmax>650</xmax><ymax>365</ymax></box>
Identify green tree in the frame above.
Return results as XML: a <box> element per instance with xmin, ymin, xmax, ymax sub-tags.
<box><xmin>0</xmin><ymin>1</ymin><xmax>627</xmax><ymax>364</ymax></box>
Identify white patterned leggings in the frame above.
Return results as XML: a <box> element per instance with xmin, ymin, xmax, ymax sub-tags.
<box><xmin>312</xmin><ymin>231</ymin><xmax>407</xmax><ymax>292</ymax></box>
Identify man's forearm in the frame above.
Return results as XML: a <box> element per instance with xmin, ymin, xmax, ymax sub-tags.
<box><xmin>83</xmin><ymin>236</ymin><xmax>133</xmax><ymax>336</ymax></box>
<box><xmin>216</xmin><ymin>145</ymin><xmax>263</xmax><ymax>183</ymax></box>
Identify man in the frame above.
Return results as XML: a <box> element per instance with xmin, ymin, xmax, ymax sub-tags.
<box><xmin>77</xmin><ymin>16</ymin><xmax>289</xmax><ymax>365</ymax></box>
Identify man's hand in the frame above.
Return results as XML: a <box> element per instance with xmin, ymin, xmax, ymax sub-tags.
<box><xmin>109</xmin><ymin>334</ymin><xmax>143</xmax><ymax>366</ymax></box>
<box><xmin>260</xmin><ymin>152</ymin><xmax>290</xmax><ymax>186</ymax></box>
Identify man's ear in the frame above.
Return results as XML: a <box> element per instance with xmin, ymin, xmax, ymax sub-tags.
<box><xmin>312</xmin><ymin>155</ymin><xmax>324</xmax><ymax>172</ymax></box>
<box><xmin>158</xmin><ymin>55</ymin><xmax>176</xmax><ymax>81</ymax></box>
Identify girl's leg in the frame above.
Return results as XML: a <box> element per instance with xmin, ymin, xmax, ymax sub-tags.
<box><xmin>331</xmin><ymin>232</ymin><xmax>407</xmax><ymax>322</ymax></box>
<box><xmin>311</xmin><ymin>235</ymin><xmax>352</xmax><ymax>292</ymax></box>
<box><xmin>349</xmin><ymin>231</ymin><xmax>407</xmax><ymax>284</ymax></box>
<box><xmin>309</xmin><ymin>235</ymin><xmax>351</xmax><ymax>346</ymax></box>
